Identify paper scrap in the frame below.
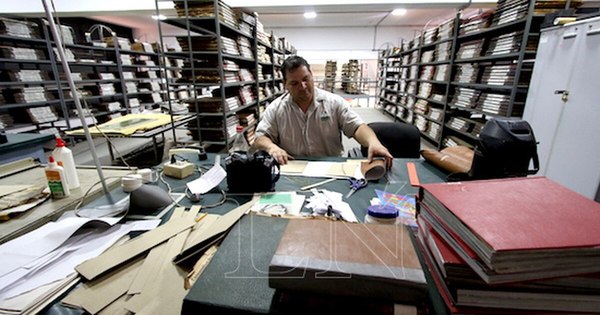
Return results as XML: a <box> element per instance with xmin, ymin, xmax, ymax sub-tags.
<box><xmin>186</xmin><ymin>164</ymin><xmax>226</xmax><ymax>195</ymax></box>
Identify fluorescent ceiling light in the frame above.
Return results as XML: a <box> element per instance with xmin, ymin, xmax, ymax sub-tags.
<box><xmin>225</xmin><ymin>1</ymin><xmax>496</xmax><ymax>6</ymax></box>
<box><xmin>151</xmin><ymin>14</ymin><xmax>166</xmax><ymax>20</ymax></box>
<box><xmin>304</xmin><ymin>11</ymin><xmax>317</xmax><ymax>19</ymax></box>
<box><xmin>391</xmin><ymin>8</ymin><xmax>407</xmax><ymax>16</ymax></box>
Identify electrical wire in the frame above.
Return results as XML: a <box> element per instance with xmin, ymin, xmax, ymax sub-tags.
<box><xmin>73</xmin><ymin>175</ymin><xmax>123</xmax><ymax>216</ymax></box>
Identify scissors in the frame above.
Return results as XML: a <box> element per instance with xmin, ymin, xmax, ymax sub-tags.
<box><xmin>346</xmin><ymin>177</ymin><xmax>367</xmax><ymax>198</ymax></box>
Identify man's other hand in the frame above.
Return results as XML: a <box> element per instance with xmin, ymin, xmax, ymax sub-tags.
<box><xmin>368</xmin><ymin>143</ymin><xmax>393</xmax><ymax>170</ymax></box>
<box><xmin>268</xmin><ymin>146</ymin><xmax>293</xmax><ymax>165</ymax></box>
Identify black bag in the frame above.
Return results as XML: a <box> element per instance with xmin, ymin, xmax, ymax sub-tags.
<box><xmin>469</xmin><ymin>119</ymin><xmax>539</xmax><ymax>180</ymax></box>
<box><xmin>225</xmin><ymin>150</ymin><xmax>280</xmax><ymax>193</ymax></box>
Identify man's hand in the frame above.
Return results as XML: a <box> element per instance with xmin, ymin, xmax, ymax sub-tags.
<box><xmin>252</xmin><ymin>135</ymin><xmax>293</xmax><ymax>165</ymax></box>
<box><xmin>367</xmin><ymin>142</ymin><xmax>393</xmax><ymax>170</ymax></box>
<box><xmin>268</xmin><ymin>145</ymin><xmax>293</xmax><ymax>165</ymax></box>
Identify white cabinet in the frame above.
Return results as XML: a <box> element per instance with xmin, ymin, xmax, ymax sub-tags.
<box><xmin>523</xmin><ymin>16</ymin><xmax>600</xmax><ymax>201</ymax></box>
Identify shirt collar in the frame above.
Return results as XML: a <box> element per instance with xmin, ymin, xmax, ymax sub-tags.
<box><xmin>286</xmin><ymin>87</ymin><xmax>325</xmax><ymax>113</ymax></box>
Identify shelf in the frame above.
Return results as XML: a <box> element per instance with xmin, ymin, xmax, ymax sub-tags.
<box><xmin>456</xmin><ymin>15</ymin><xmax>543</xmax><ymax>42</ymax></box>
<box><xmin>0</xmin><ymin>34</ymin><xmax>47</xmax><ymax>45</ymax></box>
<box><xmin>0</xmin><ymin>58</ymin><xmax>51</xmax><ymax>64</ymax></box>
<box><xmin>451</xmin><ymin>81</ymin><xmax>529</xmax><ymax>92</ymax></box>
<box><xmin>375</xmin><ymin>0</ymin><xmax>544</xmax><ymax>150</ymax></box>
<box><xmin>0</xmin><ymin>80</ymin><xmax>59</xmax><ymax>87</ymax></box>
<box><xmin>0</xmin><ymin>99</ymin><xmax>62</xmax><ymax>109</ymax></box>
<box><xmin>454</xmin><ymin>51</ymin><xmax>536</xmax><ymax>63</ymax></box>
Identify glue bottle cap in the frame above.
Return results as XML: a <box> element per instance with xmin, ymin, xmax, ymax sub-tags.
<box><xmin>56</xmin><ymin>137</ymin><xmax>66</xmax><ymax>147</ymax></box>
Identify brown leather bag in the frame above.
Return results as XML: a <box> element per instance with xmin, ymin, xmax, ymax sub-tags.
<box><xmin>420</xmin><ymin>146</ymin><xmax>474</xmax><ymax>175</ymax></box>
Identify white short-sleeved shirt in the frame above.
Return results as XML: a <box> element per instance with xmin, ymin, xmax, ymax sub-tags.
<box><xmin>255</xmin><ymin>87</ymin><xmax>364</xmax><ymax>157</ymax></box>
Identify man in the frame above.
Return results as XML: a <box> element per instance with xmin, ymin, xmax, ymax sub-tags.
<box><xmin>252</xmin><ymin>55</ymin><xmax>393</xmax><ymax>169</ymax></box>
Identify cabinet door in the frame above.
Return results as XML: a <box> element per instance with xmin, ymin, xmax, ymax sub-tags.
<box><xmin>544</xmin><ymin>19</ymin><xmax>600</xmax><ymax>199</ymax></box>
<box><xmin>523</xmin><ymin>24</ymin><xmax>580</xmax><ymax>176</ymax></box>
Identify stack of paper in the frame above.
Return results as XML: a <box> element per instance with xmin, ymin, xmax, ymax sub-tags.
<box><xmin>60</xmin><ymin>200</ymin><xmax>257</xmax><ymax>314</ymax></box>
<box><xmin>0</xmin><ymin>214</ymin><xmax>157</xmax><ymax>315</ymax></box>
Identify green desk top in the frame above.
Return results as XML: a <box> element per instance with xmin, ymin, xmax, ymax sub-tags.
<box><xmin>166</xmin><ymin>155</ymin><xmax>447</xmax><ymax>221</ymax></box>
<box><xmin>181</xmin><ymin>157</ymin><xmax>446</xmax><ymax>314</ymax></box>
<box><xmin>0</xmin><ymin>133</ymin><xmax>54</xmax><ymax>152</ymax></box>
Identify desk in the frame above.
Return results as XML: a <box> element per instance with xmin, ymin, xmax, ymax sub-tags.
<box><xmin>180</xmin><ymin>158</ymin><xmax>446</xmax><ymax>314</ymax></box>
<box><xmin>0</xmin><ymin>133</ymin><xmax>53</xmax><ymax>164</ymax></box>
<box><xmin>35</xmin><ymin>157</ymin><xmax>445</xmax><ymax>315</ymax></box>
<box><xmin>0</xmin><ymin>166</ymin><xmax>131</xmax><ymax>244</ymax></box>
<box><xmin>68</xmin><ymin>114</ymin><xmax>195</xmax><ymax>164</ymax></box>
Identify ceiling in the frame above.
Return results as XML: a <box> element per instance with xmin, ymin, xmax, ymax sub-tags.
<box><xmin>87</xmin><ymin>1</ymin><xmax>497</xmax><ymax>31</ymax></box>
<box><xmin>230</xmin><ymin>1</ymin><xmax>495</xmax><ymax>28</ymax></box>
<box><xmin>9</xmin><ymin>0</ymin><xmax>598</xmax><ymax>33</ymax></box>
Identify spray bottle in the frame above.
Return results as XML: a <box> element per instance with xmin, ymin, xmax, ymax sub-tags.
<box><xmin>45</xmin><ymin>156</ymin><xmax>70</xmax><ymax>199</ymax></box>
<box><xmin>52</xmin><ymin>137</ymin><xmax>80</xmax><ymax>190</ymax></box>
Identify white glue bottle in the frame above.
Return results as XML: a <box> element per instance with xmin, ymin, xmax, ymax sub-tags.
<box><xmin>52</xmin><ymin>137</ymin><xmax>80</xmax><ymax>190</ymax></box>
<box><xmin>45</xmin><ymin>156</ymin><xmax>70</xmax><ymax>199</ymax></box>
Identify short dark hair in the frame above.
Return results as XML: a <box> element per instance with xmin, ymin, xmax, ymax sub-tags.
<box><xmin>281</xmin><ymin>55</ymin><xmax>311</xmax><ymax>82</ymax></box>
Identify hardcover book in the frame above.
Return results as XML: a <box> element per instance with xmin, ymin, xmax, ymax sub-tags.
<box><xmin>419</xmin><ymin>176</ymin><xmax>600</xmax><ymax>283</ymax></box>
<box><xmin>269</xmin><ymin>219</ymin><xmax>427</xmax><ymax>304</ymax></box>
<box><xmin>416</xmin><ymin>216</ymin><xmax>600</xmax><ymax>313</ymax></box>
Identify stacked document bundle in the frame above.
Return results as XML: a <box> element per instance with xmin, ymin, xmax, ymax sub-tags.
<box><xmin>416</xmin><ymin>177</ymin><xmax>600</xmax><ymax>314</ymax></box>
<box><xmin>0</xmin><ymin>213</ymin><xmax>158</xmax><ymax>315</ymax></box>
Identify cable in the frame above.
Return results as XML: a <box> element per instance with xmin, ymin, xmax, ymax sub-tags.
<box><xmin>73</xmin><ymin>175</ymin><xmax>123</xmax><ymax>216</ymax></box>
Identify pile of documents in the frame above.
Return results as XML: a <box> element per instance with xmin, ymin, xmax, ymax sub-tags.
<box><xmin>415</xmin><ymin>177</ymin><xmax>600</xmax><ymax>314</ymax></box>
<box><xmin>0</xmin><ymin>213</ymin><xmax>158</xmax><ymax>315</ymax></box>
<box><xmin>0</xmin><ymin>185</ymin><xmax>48</xmax><ymax>221</ymax></box>
<box><xmin>61</xmin><ymin>201</ymin><xmax>256</xmax><ymax>314</ymax></box>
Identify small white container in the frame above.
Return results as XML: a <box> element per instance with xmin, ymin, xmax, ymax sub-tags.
<box><xmin>52</xmin><ymin>137</ymin><xmax>80</xmax><ymax>190</ymax></box>
<box><xmin>45</xmin><ymin>156</ymin><xmax>70</xmax><ymax>199</ymax></box>
<box><xmin>121</xmin><ymin>174</ymin><xmax>143</xmax><ymax>192</ymax></box>
<box><xmin>365</xmin><ymin>204</ymin><xmax>399</xmax><ymax>225</ymax></box>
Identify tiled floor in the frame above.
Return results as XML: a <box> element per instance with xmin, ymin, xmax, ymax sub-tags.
<box><xmin>68</xmin><ymin>106</ymin><xmax>434</xmax><ymax>166</ymax></box>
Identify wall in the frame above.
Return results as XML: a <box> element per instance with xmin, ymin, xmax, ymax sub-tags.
<box><xmin>264</xmin><ymin>25</ymin><xmax>423</xmax><ymax>89</ymax></box>
<box><xmin>132</xmin><ymin>22</ymin><xmax>425</xmax><ymax>86</ymax></box>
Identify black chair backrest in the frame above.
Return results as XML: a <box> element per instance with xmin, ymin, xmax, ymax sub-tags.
<box><xmin>361</xmin><ymin>122</ymin><xmax>421</xmax><ymax>158</ymax></box>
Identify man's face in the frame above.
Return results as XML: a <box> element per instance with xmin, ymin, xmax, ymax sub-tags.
<box><xmin>284</xmin><ymin>65</ymin><xmax>314</xmax><ymax>105</ymax></box>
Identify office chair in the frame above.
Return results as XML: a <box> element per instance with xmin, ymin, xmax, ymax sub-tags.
<box><xmin>350</xmin><ymin>122</ymin><xmax>421</xmax><ymax>158</ymax></box>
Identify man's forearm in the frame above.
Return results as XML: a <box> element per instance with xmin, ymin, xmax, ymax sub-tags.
<box><xmin>252</xmin><ymin>135</ymin><xmax>277</xmax><ymax>152</ymax></box>
<box><xmin>353</xmin><ymin>124</ymin><xmax>380</xmax><ymax>147</ymax></box>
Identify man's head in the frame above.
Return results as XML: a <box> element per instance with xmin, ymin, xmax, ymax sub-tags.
<box><xmin>282</xmin><ymin>55</ymin><xmax>314</xmax><ymax>107</ymax></box>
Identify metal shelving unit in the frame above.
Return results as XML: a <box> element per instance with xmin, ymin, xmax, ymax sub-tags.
<box><xmin>0</xmin><ymin>16</ymin><xmax>179</xmax><ymax>140</ymax></box>
<box><xmin>158</xmin><ymin>0</ymin><xmax>261</xmax><ymax>150</ymax></box>
<box><xmin>156</xmin><ymin>0</ymin><xmax>296</xmax><ymax>151</ymax></box>
<box><xmin>375</xmin><ymin>0</ymin><xmax>561</xmax><ymax>150</ymax></box>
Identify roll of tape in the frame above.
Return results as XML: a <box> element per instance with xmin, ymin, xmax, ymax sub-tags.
<box><xmin>137</xmin><ymin>168</ymin><xmax>157</xmax><ymax>183</ymax></box>
<box><xmin>121</xmin><ymin>174</ymin><xmax>143</xmax><ymax>192</ymax></box>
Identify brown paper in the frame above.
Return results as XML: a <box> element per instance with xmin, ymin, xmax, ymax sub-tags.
<box><xmin>360</xmin><ymin>159</ymin><xmax>387</xmax><ymax>181</ymax></box>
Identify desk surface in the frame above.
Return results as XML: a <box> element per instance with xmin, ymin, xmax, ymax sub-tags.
<box><xmin>167</xmin><ymin>155</ymin><xmax>446</xmax><ymax>220</ymax></box>
<box><xmin>181</xmin><ymin>157</ymin><xmax>446</xmax><ymax>314</ymax></box>
<box><xmin>0</xmin><ymin>133</ymin><xmax>54</xmax><ymax>151</ymax></box>
<box><xmin>34</xmin><ymin>156</ymin><xmax>446</xmax><ymax>315</ymax></box>
<box><xmin>0</xmin><ymin>166</ymin><xmax>130</xmax><ymax>244</ymax></box>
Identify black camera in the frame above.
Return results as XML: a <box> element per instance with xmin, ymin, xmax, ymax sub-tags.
<box><xmin>225</xmin><ymin>150</ymin><xmax>280</xmax><ymax>193</ymax></box>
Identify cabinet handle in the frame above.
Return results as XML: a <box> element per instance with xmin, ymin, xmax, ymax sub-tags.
<box><xmin>554</xmin><ymin>90</ymin><xmax>569</xmax><ymax>102</ymax></box>
<box><xmin>587</xmin><ymin>24</ymin><xmax>600</xmax><ymax>36</ymax></box>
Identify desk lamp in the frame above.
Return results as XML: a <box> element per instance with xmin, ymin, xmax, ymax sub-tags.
<box><xmin>42</xmin><ymin>0</ymin><xmax>176</xmax><ymax>216</ymax></box>
<box><xmin>41</xmin><ymin>0</ymin><xmax>114</xmax><ymax>204</ymax></box>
